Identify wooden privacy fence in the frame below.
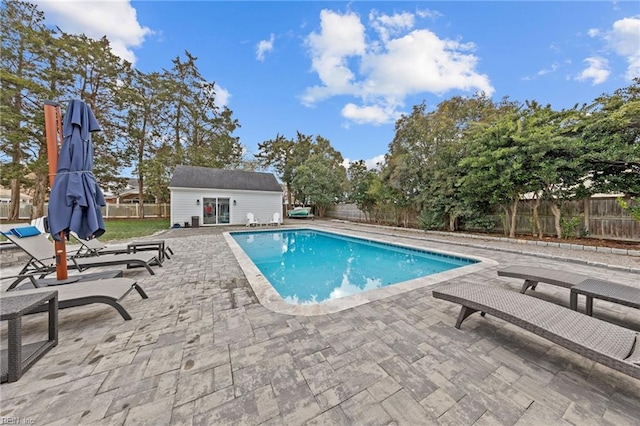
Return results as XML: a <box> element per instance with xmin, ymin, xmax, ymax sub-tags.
<box><xmin>493</xmin><ymin>197</ymin><xmax>639</xmax><ymax>242</ymax></box>
<box><xmin>326</xmin><ymin>197</ymin><xmax>640</xmax><ymax>242</ymax></box>
<box><xmin>0</xmin><ymin>203</ymin><xmax>171</xmax><ymax>220</ymax></box>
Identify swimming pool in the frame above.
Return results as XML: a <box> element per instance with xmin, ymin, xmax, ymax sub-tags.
<box><xmin>225</xmin><ymin>227</ymin><xmax>496</xmax><ymax>315</ymax></box>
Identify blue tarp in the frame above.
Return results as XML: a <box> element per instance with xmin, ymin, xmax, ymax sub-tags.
<box><xmin>48</xmin><ymin>100</ymin><xmax>106</xmax><ymax>242</ymax></box>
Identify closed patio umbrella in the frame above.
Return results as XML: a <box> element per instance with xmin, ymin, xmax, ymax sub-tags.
<box><xmin>48</xmin><ymin>99</ymin><xmax>106</xmax><ymax>242</ymax></box>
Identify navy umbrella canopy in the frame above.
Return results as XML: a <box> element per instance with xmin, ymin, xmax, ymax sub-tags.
<box><xmin>48</xmin><ymin>100</ymin><xmax>106</xmax><ymax>242</ymax></box>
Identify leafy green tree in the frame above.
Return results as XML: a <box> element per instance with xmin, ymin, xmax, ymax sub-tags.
<box><xmin>380</xmin><ymin>149</ymin><xmax>422</xmax><ymax>227</ymax></box>
<box><xmin>256</xmin><ymin>132</ymin><xmax>314</xmax><ymax>207</ymax></box>
<box><xmin>617</xmin><ymin>197</ymin><xmax>640</xmax><ymax>222</ymax></box>
<box><xmin>347</xmin><ymin>160</ymin><xmax>379</xmax><ymax>221</ymax></box>
<box><xmin>459</xmin><ymin>102</ymin><xmax>535</xmax><ymax>238</ymax></box>
<box><xmin>516</xmin><ymin>102</ymin><xmax>586</xmax><ymax>238</ymax></box>
<box><xmin>383</xmin><ymin>94</ymin><xmax>500</xmax><ymax>229</ymax></box>
<box><xmin>290</xmin><ymin>135</ymin><xmax>344</xmax><ymax>211</ymax></box>
<box><xmin>257</xmin><ymin>132</ymin><xmax>344</xmax><ymax>212</ymax></box>
<box><xmin>381</xmin><ymin>104</ymin><xmax>429</xmax><ymax>227</ymax></box>
<box><xmin>422</xmin><ymin>94</ymin><xmax>500</xmax><ymax>230</ymax></box>
<box><xmin>256</xmin><ymin>134</ymin><xmax>297</xmax><ymax>207</ymax></box>
<box><xmin>577</xmin><ymin>79</ymin><xmax>640</xmax><ymax>196</ymax></box>
<box><xmin>292</xmin><ymin>153</ymin><xmax>347</xmax><ymax>217</ymax></box>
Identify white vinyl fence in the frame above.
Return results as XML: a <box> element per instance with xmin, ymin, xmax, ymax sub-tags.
<box><xmin>0</xmin><ymin>203</ymin><xmax>170</xmax><ymax>219</ymax></box>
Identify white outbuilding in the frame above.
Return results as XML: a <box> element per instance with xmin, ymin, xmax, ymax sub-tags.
<box><xmin>168</xmin><ymin>165</ymin><xmax>283</xmax><ymax>227</ymax></box>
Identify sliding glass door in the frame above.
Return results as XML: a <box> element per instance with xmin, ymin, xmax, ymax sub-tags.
<box><xmin>218</xmin><ymin>198</ymin><xmax>230</xmax><ymax>224</ymax></box>
<box><xmin>202</xmin><ymin>197</ymin><xmax>230</xmax><ymax>225</ymax></box>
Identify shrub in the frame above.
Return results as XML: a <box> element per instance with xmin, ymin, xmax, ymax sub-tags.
<box><xmin>464</xmin><ymin>215</ymin><xmax>496</xmax><ymax>233</ymax></box>
<box><xmin>418</xmin><ymin>210</ymin><xmax>444</xmax><ymax>231</ymax></box>
<box><xmin>560</xmin><ymin>215</ymin><xmax>583</xmax><ymax>239</ymax></box>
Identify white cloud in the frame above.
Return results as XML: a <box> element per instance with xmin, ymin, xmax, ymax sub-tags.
<box><xmin>576</xmin><ymin>57</ymin><xmax>611</xmax><ymax>85</ymax></box>
<box><xmin>256</xmin><ymin>33</ymin><xmax>275</xmax><ymax>62</ymax></box>
<box><xmin>343</xmin><ymin>154</ymin><xmax>385</xmax><ymax>170</ymax></box>
<box><xmin>537</xmin><ymin>62</ymin><xmax>560</xmax><ymax>76</ymax></box>
<box><xmin>365</xmin><ymin>154</ymin><xmax>385</xmax><ymax>169</ymax></box>
<box><xmin>303</xmin><ymin>9</ymin><xmax>366</xmax><ymax>102</ymax></box>
<box><xmin>34</xmin><ymin>0</ymin><xmax>152</xmax><ymax>64</ymax></box>
<box><xmin>416</xmin><ymin>8</ymin><xmax>442</xmax><ymax>20</ymax></box>
<box><xmin>342</xmin><ymin>103</ymin><xmax>400</xmax><ymax>125</ymax></box>
<box><xmin>360</xmin><ymin>30</ymin><xmax>493</xmax><ymax>99</ymax></box>
<box><xmin>369</xmin><ymin>10</ymin><xmax>415</xmax><ymax>43</ymax></box>
<box><xmin>587</xmin><ymin>28</ymin><xmax>600</xmax><ymax>37</ymax></box>
<box><xmin>215</xmin><ymin>85</ymin><xmax>231</xmax><ymax>108</ymax></box>
<box><xmin>302</xmin><ymin>9</ymin><xmax>493</xmax><ymax>126</ymax></box>
<box><xmin>585</xmin><ymin>17</ymin><xmax>640</xmax><ymax>82</ymax></box>
<box><xmin>607</xmin><ymin>17</ymin><xmax>640</xmax><ymax>80</ymax></box>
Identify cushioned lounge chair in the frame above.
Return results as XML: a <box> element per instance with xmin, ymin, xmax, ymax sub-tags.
<box><xmin>3</xmin><ymin>229</ymin><xmax>161</xmax><ymax>289</ymax></box>
<box><xmin>2</xmin><ymin>278</ymin><xmax>148</xmax><ymax>321</ymax></box>
<box><xmin>497</xmin><ymin>265</ymin><xmax>590</xmax><ymax>293</ymax></box>
<box><xmin>432</xmin><ymin>282</ymin><xmax>640</xmax><ymax>379</ymax></box>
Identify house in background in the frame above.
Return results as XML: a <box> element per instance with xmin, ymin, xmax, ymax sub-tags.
<box><xmin>0</xmin><ymin>187</ymin><xmax>32</xmax><ymax>204</ymax></box>
<box><xmin>102</xmin><ymin>178</ymin><xmax>155</xmax><ymax>204</ymax></box>
<box><xmin>168</xmin><ymin>165</ymin><xmax>283</xmax><ymax>226</ymax></box>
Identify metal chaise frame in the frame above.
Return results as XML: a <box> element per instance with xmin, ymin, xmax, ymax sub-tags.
<box><xmin>2</xmin><ymin>230</ymin><xmax>161</xmax><ymax>289</ymax></box>
<box><xmin>2</xmin><ymin>277</ymin><xmax>148</xmax><ymax>321</ymax></box>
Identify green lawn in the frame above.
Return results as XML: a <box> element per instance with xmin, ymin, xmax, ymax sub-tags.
<box><xmin>100</xmin><ymin>218</ymin><xmax>171</xmax><ymax>241</ymax></box>
<box><xmin>0</xmin><ymin>218</ymin><xmax>171</xmax><ymax>242</ymax></box>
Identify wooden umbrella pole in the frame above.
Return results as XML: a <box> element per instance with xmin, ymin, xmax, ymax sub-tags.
<box><xmin>44</xmin><ymin>101</ymin><xmax>68</xmax><ymax>280</ymax></box>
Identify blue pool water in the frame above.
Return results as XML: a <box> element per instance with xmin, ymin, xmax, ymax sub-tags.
<box><xmin>231</xmin><ymin>229</ymin><xmax>477</xmax><ymax>305</ymax></box>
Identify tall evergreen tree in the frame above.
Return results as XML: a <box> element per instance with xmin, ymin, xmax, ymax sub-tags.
<box><xmin>0</xmin><ymin>0</ymin><xmax>50</xmax><ymax>219</ymax></box>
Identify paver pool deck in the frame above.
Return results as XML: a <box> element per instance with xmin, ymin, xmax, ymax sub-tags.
<box><xmin>1</xmin><ymin>220</ymin><xmax>639</xmax><ymax>425</ymax></box>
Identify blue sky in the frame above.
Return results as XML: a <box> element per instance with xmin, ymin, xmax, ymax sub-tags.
<box><xmin>35</xmin><ymin>1</ymin><xmax>640</xmax><ymax>170</ymax></box>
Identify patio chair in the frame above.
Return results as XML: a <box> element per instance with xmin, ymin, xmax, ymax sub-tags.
<box><xmin>269</xmin><ymin>212</ymin><xmax>281</xmax><ymax>226</ymax></box>
<box><xmin>30</xmin><ymin>216</ymin><xmax>49</xmax><ymax>235</ymax></box>
<box><xmin>3</xmin><ymin>227</ymin><xmax>161</xmax><ymax>289</ymax></box>
<box><xmin>70</xmin><ymin>231</ymin><xmax>130</xmax><ymax>256</ymax></box>
<box><xmin>246</xmin><ymin>212</ymin><xmax>259</xmax><ymax>227</ymax></box>
<box><xmin>2</xmin><ymin>277</ymin><xmax>148</xmax><ymax>321</ymax></box>
<box><xmin>497</xmin><ymin>265</ymin><xmax>590</xmax><ymax>293</ymax></box>
<box><xmin>432</xmin><ymin>282</ymin><xmax>640</xmax><ymax>379</ymax></box>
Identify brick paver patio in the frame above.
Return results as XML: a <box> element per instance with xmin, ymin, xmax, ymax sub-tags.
<box><xmin>1</xmin><ymin>221</ymin><xmax>639</xmax><ymax>425</ymax></box>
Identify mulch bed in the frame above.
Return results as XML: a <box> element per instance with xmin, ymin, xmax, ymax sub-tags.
<box><xmin>468</xmin><ymin>232</ymin><xmax>639</xmax><ymax>250</ymax></box>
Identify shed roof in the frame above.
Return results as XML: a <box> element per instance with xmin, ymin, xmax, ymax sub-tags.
<box><xmin>169</xmin><ymin>165</ymin><xmax>282</xmax><ymax>192</ymax></box>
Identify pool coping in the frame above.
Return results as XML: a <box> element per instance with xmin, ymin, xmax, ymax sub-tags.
<box><xmin>223</xmin><ymin>225</ymin><xmax>498</xmax><ymax>316</ymax></box>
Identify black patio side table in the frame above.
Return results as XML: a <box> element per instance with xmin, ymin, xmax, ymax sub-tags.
<box><xmin>1</xmin><ymin>290</ymin><xmax>58</xmax><ymax>383</ymax></box>
<box><xmin>127</xmin><ymin>240</ymin><xmax>173</xmax><ymax>263</ymax></box>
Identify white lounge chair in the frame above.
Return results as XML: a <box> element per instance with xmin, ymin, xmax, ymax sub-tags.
<box><xmin>246</xmin><ymin>213</ymin><xmax>259</xmax><ymax>227</ymax></box>
<box><xmin>30</xmin><ymin>216</ymin><xmax>48</xmax><ymax>234</ymax></box>
<box><xmin>269</xmin><ymin>212</ymin><xmax>281</xmax><ymax>226</ymax></box>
